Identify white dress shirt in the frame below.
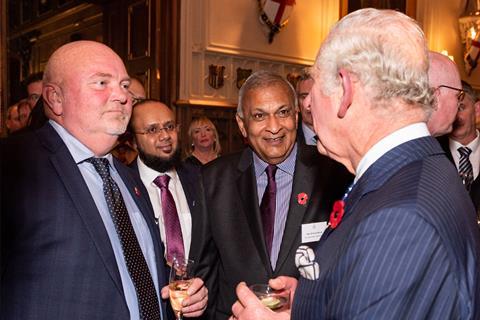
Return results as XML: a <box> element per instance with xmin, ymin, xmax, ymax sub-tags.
<box><xmin>449</xmin><ymin>130</ymin><xmax>480</xmax><ymax>179</ymax></box>
<box><xmin>355</xmin><ymin>123</ymin><xmax>431</xmax><ymax>183</ymax></box>
<box><xmin>137</xmin><ymin>157</ymin><xmax>192</xmax><ymax>259</ymax></box>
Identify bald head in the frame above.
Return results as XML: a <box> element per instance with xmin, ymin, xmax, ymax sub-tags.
<box><xmin>42</xmin><ymin>40</ymin><xmax>131</xmax><ymax>156</ymax></box>
<box><xmin>44</xmin><ymin>41</ymin><xmax>125</xmax><ymax>86</ymax></box>
<box><xmin>427</xmin><ymin>51</ymin><xmax>462</xmax><ymax>136</ymax></box>
<box><xmin>130</xmin><ymin>99</ymin><xmax>174</xmax><ymax>129</ymax></box>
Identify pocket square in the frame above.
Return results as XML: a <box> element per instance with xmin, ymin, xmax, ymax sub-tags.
<box><xmin>295</xmin><ymin>245</ymin><xmax>320</xmax><ymax>280</ymax></box>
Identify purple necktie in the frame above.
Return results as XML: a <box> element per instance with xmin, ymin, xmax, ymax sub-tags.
<box><xmin>260</xmin><ymin>165</ymin><xmax>277</xmax><ymax>256</ymax></box>
<box><xmin>153</xmin><ymin>175</ymin><xmax>185</xmax><ymax>265</ymax></box>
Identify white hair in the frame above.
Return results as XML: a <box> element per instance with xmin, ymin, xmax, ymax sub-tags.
<box><xmin>312</xmin><ymin>8</ymin><xmax>433</xmax><ymax>114</ymax></box>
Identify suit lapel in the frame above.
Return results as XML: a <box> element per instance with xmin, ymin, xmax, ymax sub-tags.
<box><xmin>236</xmin><ymin>149</ymin><xmax>272</xmax><ymax>274</ymax></box>
<box><xmin>346</xmin><ymin>136</ymin><xmax>444</xmax><ymax>224</ymax></box>
<box><xmin>39</xmin><ymin>126</ymin><xmax>124</xmax><ymax>296</ymax></box>
<box><xmin>177</xmin><ymin>163</ymin><xmax>199</xmax><ymax>211</ymax></box>
<box><xmin>274</xmin><ymin>146</ymin><xmax>316</xmax><ymax>272</ymax></box>
<box><xmin>115</xmin><ymin>160</ymin><xmax>168</xmax><ymax>314</ymax></box>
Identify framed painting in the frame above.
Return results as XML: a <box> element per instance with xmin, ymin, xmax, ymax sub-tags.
<box><xmin>340</xmin><ymin>0</ymin><xmax>417</xmax><ymax>19</ymax></box>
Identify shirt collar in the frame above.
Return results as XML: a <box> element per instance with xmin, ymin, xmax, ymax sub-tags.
<box><xmin>253</xmin><ymin>143</ymin><xmax>297</xmax><ymax>178</ymax></box>
<box><xmin>137</xmin><ymin>156</ymin><xmax>178</xmax><ymax>186</ymax></box>
<box><xmin>449</xmin><ymin>130</ymin><xmax>480</xmax><ymax>152</ymax></box>
<box><xmin>49</xmin><ymin>120</ymin><xmax>115</xmax><ymax>168</ymax></box>
<box><xmin>355</xmin><ymin>122</ymin><xmax>430</xmax><ymax>183</ymax></box>
<box><xmin>302</xmin><ymin>122</ymin><xmax>316</xmax><ymax>143</ymax></box>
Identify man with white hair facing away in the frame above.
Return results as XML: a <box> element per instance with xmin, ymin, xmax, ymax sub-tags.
<box><xmin>231</xmin><ymin>8</ymin><xmax>480</xmax><ymax>320</ymax></box>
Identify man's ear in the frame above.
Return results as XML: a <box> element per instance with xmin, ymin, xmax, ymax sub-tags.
<box><xmin>43</xmin><ymin>84</ymin><xmax>63</xmax><ymax>116</ymax></box>
<box><xmin>235</xmin><ymin>114</ymin><xmax>248</xmax><ymax>138</ymax></box>
<box><xmin>337</xmin><ymin>68</ymin><xmax>353</xmax><ymax>119</ymax></box>
<box><xmin>431</xmin><ymin>88</ymin><xmax>441</xmax><ymax>111</ymax></box>
<box><xmin>474</xmin><ymin>100</ymin><xmax>480</xmax><ymax>119</ymax></box>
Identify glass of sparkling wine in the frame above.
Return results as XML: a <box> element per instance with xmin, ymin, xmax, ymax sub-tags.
<box><xmin>249</xmin><ymin>284</ymin><xmax>290</xmax><ymax>312</ymax></box>
<box><xmin>169</xmin><ymin>257</ymin><xmax>194</xmax><ymax>320</ymax></box>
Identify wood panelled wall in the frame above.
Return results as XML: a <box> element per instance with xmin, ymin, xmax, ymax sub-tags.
<box><xmin>3</xmin><ymin>0</ymin><xmax>242</xmax><ymax>152</ymax></box>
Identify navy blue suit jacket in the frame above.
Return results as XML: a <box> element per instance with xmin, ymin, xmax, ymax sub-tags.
<box><xmin>1</xmin><ymin>123</ymin><xmax>167</xmax><ymax>319</ymax></box>
<box><xmin>292</xmin><ymin>137</ymin><xmax>480</xmax><ymax>319</ymax></box>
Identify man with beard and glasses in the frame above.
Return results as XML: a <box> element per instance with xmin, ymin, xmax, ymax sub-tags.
<box><xmin>129</xmin><ymin>99</ymin><xmax>206</xmax><ymax>318</ymax></box>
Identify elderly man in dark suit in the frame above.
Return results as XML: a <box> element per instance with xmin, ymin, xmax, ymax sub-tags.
<box><xmin>231</xmin><ymin>9</ymin><xmax>480</xmax><ymax>320</ymax></box>
<box><xmin>192</xmin><ymin>70</ymin><xmax>351</xmax><ymax>319</ymax></box>
<box><xmin>439</xmin><ymin>80</ymin><xmax>480</xmax><ymax>219</ymax></box>
<box><xmin>1</xmin><ymin>41</ymin><xmax>206</xmax><ymax>320</ymax></box>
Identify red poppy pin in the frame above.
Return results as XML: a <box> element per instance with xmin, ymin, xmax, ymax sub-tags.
<box><xmin>329</xmin><ymin>200</ymin><xmax>345</xmax><ymax>229</ymax></box>
<box><xmin>297</xmin><ymin>192</ymin><xmax>308</xmax><ymax>206</ymax></box>
<box><xmin>134</xmin><ymin>186</ymin><xmax>141</xmax><ymax>196</ymax></box>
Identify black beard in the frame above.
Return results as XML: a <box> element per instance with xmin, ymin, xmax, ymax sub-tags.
<box><xmin>138</xmin><ymin>147</ymin><xmax>182</xmax><ymax>173</ymax></box>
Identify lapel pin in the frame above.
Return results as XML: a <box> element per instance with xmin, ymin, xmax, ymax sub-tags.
<box><xmin>134</xmin><ymin>186</ymin><xmax>141</xmax><ymax>196</ymax></box>
<box><xmin>297</xmin><ymin>192</ymin><xmax>308</xmax><ymax>206</ymax></box>
<box><xmin>329</xmin><ymin>200</ymin><xmax>345</xmax><ymax>229</ymax></box>
<box><xmin>295</xmin><ymin>245</ymin><xmax>320</xmax><ymax>280</ymax></box>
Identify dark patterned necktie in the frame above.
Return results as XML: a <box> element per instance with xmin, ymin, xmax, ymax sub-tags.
<box><xmin>87</xmin><ymin>158</ymin><xmax>160</xmax><ymax>320</ymax></box>
<box><xmin>260</xmin><ymin>165</ymin><xmax>277</xmax><ymax>256</ymax></box>
<box><xmin>458</xmin><ymin>147</ymin><xmax>474</xmax><ymax>191</ymax></box>
<box><xmin>153</xmin><ymin>175</ymin><xmax>185</xmax><ymax>265</ymax></box>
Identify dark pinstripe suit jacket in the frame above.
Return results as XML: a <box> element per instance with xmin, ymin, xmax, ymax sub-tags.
<box><xmin>292</xmin><ymin>136</ymin><xmax>480</xmax><ymax>319</ymax></box>
<box><xmin>1</xmin><ymin>123</ymin><xmax>167</xmax><ymax>319</ymax></box>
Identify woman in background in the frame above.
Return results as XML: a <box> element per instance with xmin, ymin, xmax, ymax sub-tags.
<box><xmin>185</xmin><ymin>116</ymin><xmax>221</xmax><ymax>165</ymax></box>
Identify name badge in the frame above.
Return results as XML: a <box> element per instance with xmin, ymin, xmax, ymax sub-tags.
<box><xmin>301</xmin><ymin>222</ymin><xmax>328</xmax><ymax>243</ymax></box>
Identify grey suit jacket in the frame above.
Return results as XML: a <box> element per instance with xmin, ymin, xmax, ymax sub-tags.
<box><xmin>1</xmin><ymin>123</ymin><xmax>167</xmax><ymax>319</ymax></box>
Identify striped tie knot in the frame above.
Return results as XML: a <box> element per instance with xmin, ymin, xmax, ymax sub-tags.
<box><xmin>458</xmin><ymin>146</ymin><xmax>474</xmax><ymax>191</ymax></box>
<box><xmin>458</xmin><ymin>146</ymin><xmax>472</xmax><ymax>158</ymax></box>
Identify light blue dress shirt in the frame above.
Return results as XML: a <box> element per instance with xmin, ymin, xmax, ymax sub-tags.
<box><xmin>302</xmin><ymin>123</ymin><xmax>317</xmax><ymax>146</ymax></box>
<box><xmin>254</xmin><ymin>143</ymin><xmax>297</xmax><ymax>270</ymax></box>
<box><xmin>49</xmin><ymin>120</ymin><xmax>162</xmax><ymax>320</ymax></box>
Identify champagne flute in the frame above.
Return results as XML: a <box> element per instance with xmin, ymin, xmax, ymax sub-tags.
<box><xmin>249</xmin><ymin>284</ymin><xmax>290</xmax><ymax>312</ymax></box>
<box><xmin>169</xmin><ymin>257</ymin><xmax>194</xmax><ymax>320</ymax></box>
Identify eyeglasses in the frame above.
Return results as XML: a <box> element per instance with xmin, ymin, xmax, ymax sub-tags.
<box><xmin>437</xmin><ymin>85</ymin><xmax>465</xmax><ymax>104</ymax></box>
<box><xmin>134</xmin><ymin>122</ymin><xmax>177</xmax><ymax>135</ymax></box>
<box><xmin>132</xmin><ymin>97</ymin><xmax>144</xmax><ymax>106</ymax></box>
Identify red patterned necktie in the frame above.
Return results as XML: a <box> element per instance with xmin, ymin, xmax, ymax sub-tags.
<box><xmin>260</xmin><ymin>165</ymin><xmax>277</xmax><ymax>256</ymax></box>
<box><xmin>87</xmin><ymin>157</ymin><xmax>160</xmax><ymax>320</ymax></box>
<box><xmin>153</xmin><ymin>175</ymin><xmax>185</xmax><ymax>265</ymax></box>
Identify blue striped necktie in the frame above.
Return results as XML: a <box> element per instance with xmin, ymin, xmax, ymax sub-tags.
<box><xmin>458</xmin><ymin>147</ymin><xmax>474</xmax><ymax>191</ymax></box>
